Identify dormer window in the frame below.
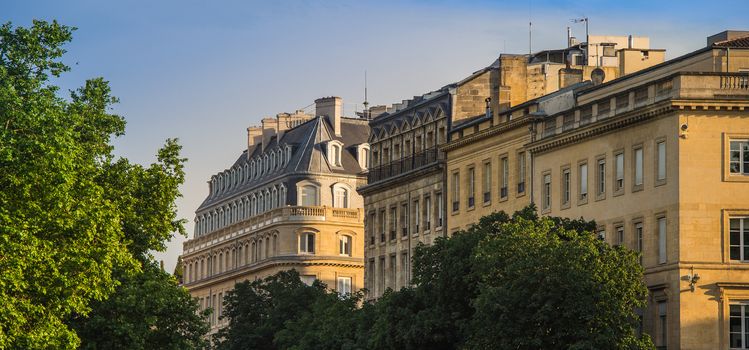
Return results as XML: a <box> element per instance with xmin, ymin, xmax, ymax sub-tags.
<box><xmin>326</xmin><ymin>140</ymin><xmax>344</xmax><ymax>167</ymax></box>
<box><xmin>356</xmin><ymin>143</ymin><xmax>370</xmax><ymax>170</ymax></box>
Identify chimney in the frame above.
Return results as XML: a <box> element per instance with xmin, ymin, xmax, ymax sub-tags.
<box><xmin>315</xmin><ymin>96</ymin><xmax>343</xmax><ymax>137</ymax></box>
<box><xmin>247</xmin><ymin>126</ymin><xmax>262</xmax><ymax>154</ymax></box>
<box><xmin>261</xmin><ymin>118</ymin><xmax>278</xmax><ymax>152</ymax></box>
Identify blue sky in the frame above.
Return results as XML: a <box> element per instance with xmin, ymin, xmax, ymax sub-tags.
<box><xmin>4</xmin><ymin>0</ymin><xmax>748</xmax><ymax>271</ymax></box>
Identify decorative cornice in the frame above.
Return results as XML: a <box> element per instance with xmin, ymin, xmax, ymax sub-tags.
<box><xmin>442</xmin><ymin>115</ymin><xmax>532</xmax><ymax>152</ymax></box>
<box><xmin>527</xmin><ymin>102</ymin><xmax>674</xmax><ymax>155</ymax></box>
<box><xmin>356</xmin><ymin>162</ymin><xmax>443</xmax><ymax>195</ymax></box>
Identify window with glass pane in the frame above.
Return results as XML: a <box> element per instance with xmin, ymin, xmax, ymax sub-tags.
<box><xmin>615</xmin><ymin>153</ymin><xmax>624</xmax><ymax>190</ymax></box>
<box><xmin>657</xmin><ymin>141</ymin><xmax>666</xmax><ymax>181</ymax></box>
<box><xmin>562</xmin><ymin>169</ymin><xmax>570</xmax><ymax>205</ymax></box>
<box><xmin>636</xmin><ymin>223</ymin><xmax>643</xmax><ymax>264</ymax></box>
<box><xmin>340</xmin><ymin>235</ymin><xmax>352</xmax><ymax>256</ymax></box>
<box><xmin>617</xmin><ymin>226</ymin><xmax>624</xmax><ymax>246</ymax></box>
<box><xmin>401</xmin><ymin>203</ymin><xmax>408</xmax><ymax>236</ymax></box>
<box><xmin>543</xmin><ymin>174</ymin><xmax>551</xmax><ymax>210</ymax></box>
<box><xmin>436</xmin><ymin>192</ymin><xmax>443</xmax><ymax>227</ymax></box>
<box><xmin>413</xmin><ymin>200</ymin><xmax>420</xmax><ymax>232</ymax></box>
<box><xmin>483</xmin><ymin>162</ymin><xmax>491</xmax><ymax>203</ymax></box>
<box><xmin>334</xmin><ymin>188</ymin><xmax>348</xmax><ymax>208</ymax></box>
<box><xmin>579</xmin><ymin>163</ymin><xmax>588</xmax><ymax>200</ymax></box>
<box><xmin>501</xmin><ymin>157</ymin><xmax>509</xmax><ymax>198</ymax></box>
<box><xmin>425</xmin><ymin>196</ymin><xmax>432</xmax><ymax>230</ymax></box>
<box><xmin>730</xmin><ymin>140</ymin><xmax>749</xmax><ymax>175</ymax></box>
<box><xmin>452</xmin><ymin>172</ymin><xmax>460</xmax><ymax>211</ymax></box>
<box><xmin>518</xmin><ymin>152</ymin><xmax>526</xmax><ymax>193</ymax></box>
<box><xmin>299</xmin><ymin>232</ymin><xmax>315</xmax><ymax>254</ymax></box>
<box><xmin>658</xmin><ymin>301</ymin><xmax>667</xmax><ymax>348</ymax></box>
<box><xmin>658</xmin><ymin>217</ymin><xmax>667</xmax><ymax>264</ymax></box>
<box><xmin>597</xmin><ymin>159</ymin><xmax>606</xmax><ymax>195</ymax></box>
<box><xmin>635</xmin><ymin>148</ymin><xmax>643</xmax><ymax>186</ymax></box>
<box><xmin>301</xmin><ymin>185</ymin><xmax>318</xmax><ymax>206</ymax></box>
<box><xmin>730</xmin><ymin>303</ymin><xmax>749</xmax><ymax>349</ymax></box>
<box><xmin>337</xmin><ymin>277</ymin><xmax>352</xmax><ymax>295</ymax></box>
<box><xmin>468</xmin><ymin>168</ymin><xmax>475</xmax><ymax>207</ymax></box>
<box><xmin>730</xmin><ymin>218</ymin><xmax>749</xmax><ymax>261</ymax></box>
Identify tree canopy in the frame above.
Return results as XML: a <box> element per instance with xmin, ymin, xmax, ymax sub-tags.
<box><xmin>0</xmin><ymin>20</ymin><xmax>206</xmax><ymax>348</ymax></box>
<box><xmin>216</xmin><ymin>205</ymin><xmax>653</xmax><ymax>350</ymax></box>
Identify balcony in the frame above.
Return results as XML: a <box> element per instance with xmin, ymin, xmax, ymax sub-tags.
<box><xmin>183</xmin><ymin>206</ymin><xmax>363</xmax><ymax>253</ymax></box>
<box><xmin>367</xmin><ymin>148</ymin><xmax>445</xmax><ymax>183</ymax></box>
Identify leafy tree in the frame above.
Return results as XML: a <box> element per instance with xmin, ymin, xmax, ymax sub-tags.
<box><xmin>69</xmin><ymin>261</ymin><xmax>209</xmax><ymax>350</ymax></box>
<box><xmin>468</xmin><ymin>212</ymin><xmax>652</xmax><ymax>349</ymax></box>
<box><xmin>214</xmin><ymin>270</ymin><xmax>328</xmax><ymax>350</ymax></box>
<box><xmin>173</xmin><ymin>256</ymin><xmax>184</xmax><ymax>284</ymax></box>
<box><xmin>0</xmin><ymin>20</ymin><xmax>205</xmax><ymax>348</ymax></box>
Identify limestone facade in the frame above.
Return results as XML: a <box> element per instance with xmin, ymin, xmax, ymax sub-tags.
<box><xmin>179</xmin><ymin>97</ymin><xmax>369</xmax><ymax>332</ymax></box>
<box><xmin>445</xmin><ymin>34</ymin><xmax>749</xmax><ymax>349</ymax></box>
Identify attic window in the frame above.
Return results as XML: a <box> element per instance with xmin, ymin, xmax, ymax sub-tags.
<box><xmin>356</xmin><ymin>143</ymin><xmax>370</xmax><ymax>170</ymax></box>
<box><xmin>327</xmin><ymin>141</ymin><xmax>344</xmax><ymax>167</ymax></box>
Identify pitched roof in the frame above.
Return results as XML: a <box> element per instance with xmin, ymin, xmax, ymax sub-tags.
<box><xmin>197</xmin><ymin>116</ymin><xmax>369</xmax><ymax>211</ymax></box>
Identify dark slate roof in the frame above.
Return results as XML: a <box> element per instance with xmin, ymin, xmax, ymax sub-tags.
<box><xmin>197</xmin><ymin>116</ymin><xmax>369</xmax><ymax>211</ymax></box>
<box><xmin>713</xmin><ymin>35</ymin><xmax>749</xmax><ymax>48</ymax></box>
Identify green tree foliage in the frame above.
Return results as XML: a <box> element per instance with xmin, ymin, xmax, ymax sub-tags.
<box><xmin>69</xmin><ymin>261</ymin><xmax>209</xmax><ymax>350</ymax></box>
<box><xmin>218</xmin><ymin>206</ymin><xmax>652</xmax><ymax>350</ymax></box>
<box><xmin>0</xmin><ymin>20</ymin><xmax>206</xmax><ymax>348</ymax></box>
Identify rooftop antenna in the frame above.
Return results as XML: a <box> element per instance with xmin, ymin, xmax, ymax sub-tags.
<box><xmin>571</xmin><ymin>17</ymin><xmax>589</xmax><ymax>65</ymax></box>
<box><xmin>528</xmin><ymin>0</ymin><xmax>532</xmax><ymax>56</ymax></box>
<box><xmin>363</xmin><ymin>70</ymin><xmax>370</xmax><ymax>120</ymax></box>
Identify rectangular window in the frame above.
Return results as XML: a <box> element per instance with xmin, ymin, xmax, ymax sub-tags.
<box><xmin>634</xmin><ymin>87</ymin><xmax>648</xmax><ymax>105</ymax></box>
<box><xmin>389</xmin><ymin>255</ymin><xmax>396</xmax><ymax>289</ymax></box>
<box><xmin>413</xmin><ymin>200</ymin><xmax>420</xmax><ymax>233</ymax></box>
<box><xmin>378</xmin><ymin>257</ymin><xmax>385</xmax><ymax>294</ymax></box>
<box><xmin>379</xmin><ymin>210</ymin><xmax>385</xmax><ymax>243</ymax></box>
<box><xmin>337</xmin><ymin>277</ymin><xmax>352</xmax><ymax>295</ymax></box>
<box><xmin>468</xmin><ymin>167</ymin><xmax>475</xmax><ymax>208</ymax></box>
<box><xmin>730</xmin><ymin>217</ymin><xmax>749</xmax><ymax>261</ymax></box>
<box><xmin>634</xmin><ymin>147</ymin><xmax>643</xmax><ymax>187</ymax></box>
<box><xmin>543</xmin><ymin>174</ymin><xmax>551</xmax><ymax>210</ymax></box>
<box><xmin>401</xmin><ymin>203</ymin><xmax>408</xmax><ymax>237</ymax></box>
<box><xmin>401</xmin><ymin>251</ymin><xmax>409</xmax><ymax>287</ymax></box>
<box><xmin>579</xmin><ymin>163</ymin><xmax>588</xmax><ymax>201</ymax></box>
<box><xmin>562</xmin><ymin>114</ymin><xmax>575</xmax><ymax>131</ymax></box>
<box><xmin>562</xmin><ymin>168</ymin><xmax>571</xmax><ymax>206</ymax></box>
<box><xmin>598</xmin><ymin>100</ymin><xmax>611</xmax><ymax>118</ymax></box>
<box><xmin>299</xmin><ymin>233</ymin><xmax>315</xmax><ymax>253</ymax></box>
<box><xmin>452</xmin><ymin>172</ymin><xmax>460</xmax><ymax>212</ymax></box>
<box><xmin>483</xmin><ymin>162</ymin><xmax>492</xmax><ymax>204</ymax></box>
<box><xmin>580</xmin><ymin>106</ymin><xmax>593</xmax><ymax>125</ymax></box>
<box><xmin>730</xmin><ymin>140</ymin><xmax>749</xmax><ymax>175</ymax></box>
<box><xmin>301</xmin><ymin>274</ymin><xmax>316</xmax><ymax>286</ymax></box>
<box><xmin>389</xmin><ymin>207</ymin><xmax>397</xmax><ymax>241</ymax></box>
<box><xmin>436</xmin><ymin>192</ymin><xmax>443</xmax><ymax>227</ymax></box>
<box><xmin>616</xmin><ymin>226</ymin><xmax>625</xmax><ymax>246</ymax></box>
<box><xmin>339</xmin><ymin>235</ymin><xmax>352</xmax><ymax>256</ymax></box>
<box><xmin>501</xmin><ymin>157</ymin><xmax>509</xmax><ymax>199</ymax></box>
<box><xmin>425</xmin><ymin>196</ymin><xmax>432</xmax><ymax>230</ymax></box>
<box><xmin>635</xmin><ymin>222</ymin><xmax>643</xmax><ymax>265</ymax></box>
<box><xmin>366</xmin><ymin>260</ymin><xmax>374</xmax><ymax>295</ymax></box>
<box><xmin>657</xmin><ymin>141</ymin><xmax>666</xmax><ymax>181</ymax></box>
<box><xmin>369</xmin><ymin>213</ymin><xmax>375</xmax><ymax>245</ymax></box>
<box><xmin>518</xmin><ymin>152</ymin><xmax>526</xmax><ymax>194</ymax></box>
<box><xmin>543</xmin><ymin>118</ymin><xmax>556</xmax><ymax>137</ymax></box>
<box><xmin>598</xmin><ymin>229</ymin><xmax>606</xmax><ymax>240</ymax></box>
<box><xmin>730</xmin><ymin>303</ymin><xmax>749</xmax><ymax>349</ymax></box>
<box><xmin>616</xmin><ymin>92</ymin><xmax>629</xmax><ymax>111</ymax></box>
<box><xmin>597</xmin><ymin>158</ymin><xmax>606</xmax><ymax>196</ymax></box>
<box><xmin>615</xmin><ymin>153</ymin><xmax>624</xmax><ymax>192</ymax></box>
<box><xmin>658</xmin><ymin>217</ymin><xmax>667</xmax><ymax>264</ymax></box>
<box><xmin>657</xmin><ymin>301</ymin><xmax>668</xmax><ymax>348</ymax></box>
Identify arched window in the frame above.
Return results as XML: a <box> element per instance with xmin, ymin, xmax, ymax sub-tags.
<box><xmin>272</xmin><ymin>187</ymin><xmax>278</xmax><ymax>209</ymax></box>
<box><xmin>265</xmin><ymin>190</ymin><xmax>271</xmax><ymax>210</ymax></box>
<box><xmin>271</xmin><ymin>152</ymin><xmax>276</xmax><ymax>171</ymax></box>
<box><xmin>299</xmin><ymin>232</ymin><xmax>315</xmax><ymax>254</ymax></box>
<box><xmin>225</xmin><ymin>251</ymin><xmax>230</xmax><ymax>270</ymax></box>
<box><xmin>327</xmin><ymin>141</ymin><xmax>344</xmax><ymax>167</ymax></box>
<box><xmin>265</xmin><ymin>236</ymin><xmax>270</xmax><ymax>257</ymax></box>
<box><xmin>300</xmin><ymin>185</ymin><xmax>319</xmax><ymax>206</ymax></box>
<box><xmin>277</xmin><ymin>149</ymin><xmax>284</xmax><ymax>167</ymax></box>
<box><xmin>250</xmin><ymin>160</ymin><xmax>256</xmax><ymax>179</ymax></box>
<box><xmin>333</xmin><ymin>187</ymin><xmax>348</xmax><ymax>208</ymax></box>
<box><xmin>238</xmin><ymin>201</ymin><xmax>244</xmax><ymax>220</ymax></box>
<box><xmin>264</xmin><ymin>154</ymin><xmax>270</xmax><ymax>174</ymax></box>
<box><xmin>251</xmin><ymin>241</ymin><xmax>257</xmax><ymax>262</ymax></box>
<box><xmin>339</xmin><ymin>234</ymin><xmax>352</xmax><ymax>256</ymax></box>
<box><xmin>251</xmin><ymin>195</ymin><xmax>257</xmax><ymax>215</ymax></box>
<box><xmin>273</xmin><ymin>234</ymin><xmax>278</xmax><ymax>255</ymax></box>
<box><xmin>238</xmin><ymin>245</ymin><xmax>243</xmax><ymax>265</ymax></box>
<box><xmin>258</xmin><ymin>158</ymin><xmax>263</xmax><ymax>176</ymax></box>
<box><xmin>258</xmin><ymin>192</ymin><xmax>264</xmax><ymax>213</ymax></box>
<box><xmin>219</xmin><ymin>252</ymin><xmax>224</xmax><ymax>272</ymax></box>
<box><xmin>258</xmin><ymin>239</ymin><xmax>264</xmax><ymax>260</ymax></box>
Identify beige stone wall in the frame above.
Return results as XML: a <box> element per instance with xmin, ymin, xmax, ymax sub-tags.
<box><xmin>182</xmin><ymin>207</ymin><xmax>364</xmax><ymax>332</ymax></box>
<box><xmin>455</xmin><ymin>69</ymin><xmax>493</xmax><ymax>122</ymax></box>
<box><xmin>363</xmin><ymin>170</ymin><xmax>444</xmax><ymax>298</ymax></box>
<box><xmin>445</xmin><ymin>124</ymin><xmax>532</xmax><ymax>232</ymax></box>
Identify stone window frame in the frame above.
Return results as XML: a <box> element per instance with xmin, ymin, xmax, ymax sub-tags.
<box><xmin>613</xmin><ymin>149</ymin><xmax>625</xmax><ymax>197</ymax></box>
<box><xmin>722</xmin><ymin>209</ymin><xmax>749</xmax><ymax>263</ymax></box>
<box><xmin>577</xmin><ymin>158</ymin><xmax>589</xmax><ymax>206</ymax></box>
<box><xmin>560</xmin><ymin>164</ymin><xmax>572</xmax><ymax>210</ymax></box>
<box><xmin>654</xmin><ymin>137</ymin><xmax>667</xmax><ymax>187</ymax></box>
<box><xmin>541</xmin><ymin>170</ymin><xmax>552</xmax><ymax>214</ymax></box>
<box><xmin>632</xmin><ymin>143</ymin><xmax>645</xmax><ymax>192</ymax></box>
<box><xmin>724</xmin><ymin>133</ymin><xmax>749</xmax><ymax>183</ymax></box>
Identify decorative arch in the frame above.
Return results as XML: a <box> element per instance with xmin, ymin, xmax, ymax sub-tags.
<box><xmin>331</xmin><ymin>182</ymin><xmax>352</xmax><ymax>208</ymax></box>
<box><xmin>296</xmin><ymin>180</ymin><xmax>321</xmax><ymax>207</ymax></box>
<box><xmin>326</xmin><ymin>140</ymin><xmax>344</xmax><ymax>167</ymax></box>
<box><xmin>336</xmin><ymin>229</ymin><xmax>357</xmax><ymax>257</ymax></box>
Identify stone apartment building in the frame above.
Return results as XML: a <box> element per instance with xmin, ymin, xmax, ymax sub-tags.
<box><xmin>179</xmin><ymin>97</ymin><xmax>369</xmax><ymax>332</ymax></box>
<box><xmin>445</xmin><ymin>30</ymin><xmax>749</xmax><ymax>349</ymax></box>
<box><xmin>360</xmin><ymin>33</ymin><xmax>665</xmax><ymax>300</ymax></box>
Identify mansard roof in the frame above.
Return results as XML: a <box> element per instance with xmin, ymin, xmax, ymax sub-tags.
<box><xmin>197</xmin><ymin>116</ymin><xmax>369</xmax><ymax>211</ymax></box>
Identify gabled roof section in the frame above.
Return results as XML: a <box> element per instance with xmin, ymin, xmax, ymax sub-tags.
<box><xmin>713</xmin><ymin>34</ymin><xmax>749</xmax><ymax>48</ymax></box>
